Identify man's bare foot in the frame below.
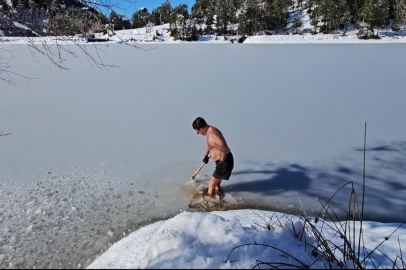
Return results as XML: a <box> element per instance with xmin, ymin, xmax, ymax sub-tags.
<box><xmin>202</xmin><ymin>188</ymin><xmax>216</xmax><ymax>198</ymax></box>
<box><xmin>215</xmin><ymin>187</ymin><xmax>224</xmax><ymax>194</ymax></box>
<box><xmin>215</xmin><ymin>190</ymin><xmax>225</xmax><ymax>199</ymax></box>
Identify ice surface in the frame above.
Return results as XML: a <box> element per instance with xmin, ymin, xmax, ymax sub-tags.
<box><xmin>1</xmin><ymin>44</ymin><xmax>406</xmax><ymax>268</ymax></box>
<box><xmin>0</xmin><ymin>168</ymin><xmax>188</xmax><ymax>268</ymax></box>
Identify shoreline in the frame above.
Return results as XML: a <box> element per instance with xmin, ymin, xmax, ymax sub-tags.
<box><xmin>1</xmin><ymin>34</ymin><xmax>406</xmax><ymax>45</ymax></box>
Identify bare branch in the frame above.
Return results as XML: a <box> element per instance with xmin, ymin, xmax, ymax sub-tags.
<box><xmin>1</xmin><ymin>0</ymin><xmax>141</xmax><ymax>84</ymax></box>
<box><xmin>0</xmin><ymin>44</ymin><xmax>34</xmax><ymax>85</ymax></box>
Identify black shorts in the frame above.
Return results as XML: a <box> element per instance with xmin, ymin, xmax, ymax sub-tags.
<box><xmin>213</xmin><ymin>152</ymin><xmax>234</xmax><ymax>180</ymax></box>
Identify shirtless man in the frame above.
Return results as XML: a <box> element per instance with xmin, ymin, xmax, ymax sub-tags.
<box><xmin>192</xmin><ymin>117</ymin><xmax>234</xmax><ymax>197</ymax></box>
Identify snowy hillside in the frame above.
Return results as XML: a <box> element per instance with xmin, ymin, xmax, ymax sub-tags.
<box><xmin>1</xmin><ymin>0</ymin><xmax>406</xmax><ymax>43</ymax></box>
<box><xmin>107</xmin><ymin>22</ymin><xmax>405</xmax><ymax>43</ymax></box>
<box><xmin>3</xmin><ymin>22</ymin><xmax>403</xmax><ymax>44</ymax></box>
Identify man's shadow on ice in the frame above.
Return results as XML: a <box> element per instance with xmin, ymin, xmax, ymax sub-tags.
<box><xmin>227</xmin><ymin>164</ymin><xmax>319</xmax><ymax>198</ymax></box>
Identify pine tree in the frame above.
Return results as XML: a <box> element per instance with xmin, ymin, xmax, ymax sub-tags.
<box><xmin>291</xmin><ymin>16</ymin><xmax>303</xmax><ymax>34</ymax></box>
<box><xmin>191</xmin><ymin>0</ymin><xmax>218</xmax><ymax>28</ymax></box>
<box><xmin>238</xmin><ymin>0</ymin><xmax>262</xmax><ymax>35</ymax></box>
<box><xmin>132</xmin><ymin>8</ymin><xmax>150</xmax><ymax>29</ymax></box>
<box><xmin>339</xmin><ymin>0</ymin><xmax>352</xmax><ymax>34</ymax></box>
<box><xmin>361</xmin><ymin>0</ymin><xmax>390</xmax><ymax>37</ymax></box>
<box><xmin>395</xmin><ymin>0</ymin><xmax>406</xmax><ymax>36</ymax></box>
<box><xmin>216</xmin><ymin>0</ymin><xmax>237</xmax><ymax>36</ymax></box>
<box><xmin>151</xmin><ymin>8</ymin><xmax>162</xmax><ymax>26</ymax></box>
<box><xmin>346</xmin><ymin>0</ymin><xmax>366</xmax><ymax>22</ymax></box>
<box><xmin>245</xmin><ymin>0</ymin><xmax>261</xmax><ymax>35</ymax></box>
<box><xmin>191</xmin><ymin>0</ymin><xmax>206</xmax><ymax>27</ymax></box>
<box><xmin>169</xmin><ymin>3</ymin><xmax>189</xmax><ymax>40</ymax></box>
<box><xmin>319</xmin><ymin>0</ymin><xmax>351</xmax><ymax>33</ymax></box>
<box><xmin>263</xmin><ymin>0</ymin><xmax>290</xmax><ymax>34</ymax></box>
<box><xmin>161</xmin><ymin>0</ymin><xmax>173</xmax><ymax>26</ymax></box>
<box><xmin>307</xmin><ymin>0</ymin><xmax>321</xmax><ymax>33</ymax></box>
<box><xmin>205</xmin><ymin>0</ymin><xmax>217</xmax><ymax>34</ymax></box>
<box><xmin>190</xmin><ymin>19</ymin><xmax>199</xmax><ymax>40</ymax></box>
<box><xmin>173</xmin><ymin>3</ymin><xmax>189</xmax><ymax>20</ymax></box>
<box><xmin>238</xmin><ymin>10</ymin><xmax>247</xmax><ymax>35</ymax></box>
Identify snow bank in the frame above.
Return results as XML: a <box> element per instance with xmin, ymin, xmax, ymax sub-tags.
<box><xmin>89</xmin><ymin>211</ymin><xmax>325</xmax><ymax>269</ymax></box>
<box><xmin>88</xmin><ymin>210</ymin><xmax>406</xmax><ymax>269</ymax></box>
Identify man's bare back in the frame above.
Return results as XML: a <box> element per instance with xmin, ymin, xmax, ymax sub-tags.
<box><xmin>206</xmin><ymin>126</ymin><xmax>230</xmax><ymax>162</ymax></box>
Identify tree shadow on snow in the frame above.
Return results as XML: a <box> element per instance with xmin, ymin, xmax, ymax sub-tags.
<box><xmin>228</xmin><ymin>165</ymin><xmax>317</xmax><ymax>198</ymax></box>
<box><xmin>226</xmin><ymin>141</ymin><xmax>406</xmax><ymax>223</ymax></box>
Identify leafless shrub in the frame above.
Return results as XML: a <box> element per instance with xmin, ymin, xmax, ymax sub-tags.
<box><xmin>226</xmin><ymin>185</ymin><xmax>405</xmax><ymax>269</ymax></box>
<box><xmin>227</xmin><ymin>124</ymin><xmax>405</xmax><ymax>269</ymax></box>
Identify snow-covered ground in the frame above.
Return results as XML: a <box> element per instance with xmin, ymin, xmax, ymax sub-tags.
<box><xmin>87</xmin><ymin>209</ymin><xmax>406</xmax><ymax>269</ymax></box>
<box><xmin>1</xmin><ymin>21</ymin><xmax>406</xmax><ymax>44</ymax></box>
<box><xmin>108</xmin><ymin>23</ymin><xmax>406</xmax><ymax>44</ymax></box>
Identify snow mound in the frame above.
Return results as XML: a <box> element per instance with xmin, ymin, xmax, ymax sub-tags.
<box><xmin>90</xmin><ymin>211</ymin><xmax>324</xmax><ymax>269</ymax></box>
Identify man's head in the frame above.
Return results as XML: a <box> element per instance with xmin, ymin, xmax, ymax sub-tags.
<box><xmin>192</xmin><ymin>117</ymin><xmax>208</xmax><ymax>135</ymax></box>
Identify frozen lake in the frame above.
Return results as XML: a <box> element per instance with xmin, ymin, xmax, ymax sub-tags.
<box><xmin>1</xmin><ymin>43</ymin><xmax>405</xmax><ymax>268</ymax></box>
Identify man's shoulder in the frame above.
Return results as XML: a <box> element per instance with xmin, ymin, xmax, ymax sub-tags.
<box><xmin>208</xmin><ymin>126</ymin><xmax>221</xmax><ymax>135</ymax></box>
<box><xmin>209</xmin><ymin>125</ymin><xmax>220</xmax><ymax>132</ymax></box>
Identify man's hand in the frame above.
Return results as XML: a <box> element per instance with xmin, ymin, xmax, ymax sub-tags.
<box><xmin>203</xmin><ymin>155</ymin><xmax>210</xmax><ymax>164</ymax></box>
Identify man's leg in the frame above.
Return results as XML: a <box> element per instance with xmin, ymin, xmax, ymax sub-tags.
<box><xmin>208</xmin><ymin>176</ymin><xmax>222</xmax><ymax>196</ymax></box>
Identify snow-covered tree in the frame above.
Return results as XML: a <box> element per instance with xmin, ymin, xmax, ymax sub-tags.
<box><xmin>346</xmin><ymin>0</ymin><xmax>366</xmax><ymax>22</ymax></box>
<box><xmin>395</xmin><ymin>0</ymin><xmax>406</xmax><ymax>36</ymax></box>
<box><xmin>160</xmin><ymin>0</ymin><xmax>173</xmax><ymax>25</ymax></box>
<box><xmin>319</xmin><ymin>0</ymin><xmax>351</xmax><ymax>33</ymax></box>
<box><xmin>262</xmin><ymin>0</ymin><xmax>290</xmax><ymax>34</ymax></box>
<box><xmin>145</xmin><ymin>21</ymin><xmax>155</xmax><ymax>38</ymax></box>
<box><xmin>360</xmin><ymin>0</ymin><xmax>390</xmax><ymax>37</ymax></box>
<box><xmin>150</xmin><ymin>8</ymin><xmax>161</xmax><ymax>26</ymax></box>
<box><xmin>191</xmin><ymin>0</ymin><xmax>217</xmax><ymax>30</ymax></box>
<box><xmin>149</xmin><ymin>1</ymin><xmax>172</xmax><ymax>26</ymax></box>
<box><xmin>132</xmin><ymin>7</ymin><xmax>150</xmax><ymax>28</ymax></box>
<box><xmin>169</xmin><ymin>3</ymin><xmax>189</xmax><ymax>39</ymax></box>
<box><xmin>191</xmin><ymin>0</ymin><xmax>217</xmax><ymax>23</ymax></box>
<box><xmin>242</xmin><ymin>0</ymin><xmax>261</xmax><ymax>35</ymax></box>
<box><xmin>216</xmin><ymin>0</ymin><xmax>237</xmax><ymax>36</ymax></box>
<box><xmin>291</xmin><ymin>15</ymin><xmax>303</xmax><ymax>34</ymax></box>
<box><xmin>307</xmin><ymin>0</ymin><xmax>321</xmax><ymax>33</ymax></box>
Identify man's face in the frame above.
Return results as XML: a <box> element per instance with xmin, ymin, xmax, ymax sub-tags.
<box><xmin>195</xmin><ymin>128</ymin><xmax>204</xmax><ymax>136</ymax></box>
